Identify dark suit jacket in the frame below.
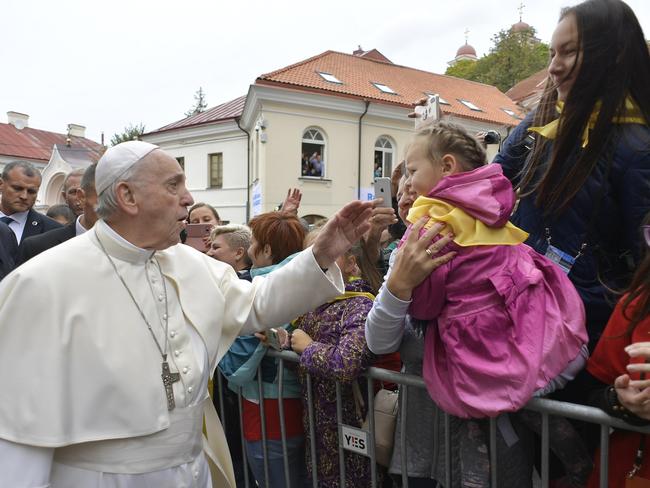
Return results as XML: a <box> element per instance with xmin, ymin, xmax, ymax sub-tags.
<box><xmin>17</xmin><ymin>222</ymin><xmax>77</xmax><ymax>265</ymax></box>
<box><xmin>0</xmin><ymin>221</ymin><xmax>17</xmax><ymax>280</ymax></box>
<box><xmin>19</xmin><ymin>208</ymin><xmax>63</xmax><ymax>243</ymax></box>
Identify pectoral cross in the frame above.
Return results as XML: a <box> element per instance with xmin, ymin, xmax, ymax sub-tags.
<box><xmin>161</xmin><ymin>357</ymin><xmax>181</xmax><ymax>411</ymax></box>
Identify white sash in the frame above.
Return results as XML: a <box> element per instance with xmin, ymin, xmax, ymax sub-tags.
<box><xmin>53</xmin><ymin>402</ymin><xmax>204</xmax><ymax>474</ymax></box>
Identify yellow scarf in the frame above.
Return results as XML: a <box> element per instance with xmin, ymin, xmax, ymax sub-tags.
<box><xmin>528</xmin><ymin>96</ymin><xmax>646</xmax><ymax>148</ymax></box>
<box><xmin>407</xmin><ymin>197</ymin><xmax>528</xmax><ymax>247</ymax></box>
<box><xmin>329</xmin><ymin>277</ymin><xmax>375</xmax><ymax>303</ymax></box>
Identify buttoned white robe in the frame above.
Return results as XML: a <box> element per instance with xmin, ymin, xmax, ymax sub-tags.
<box><xmin>0</xmin><ymin>220</ymin><xmax>344</xmax><ymax>487</ymax></box>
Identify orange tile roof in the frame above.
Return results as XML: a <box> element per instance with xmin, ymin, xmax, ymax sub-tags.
<box><xmin>0</xmin><ymin>123</ymin><xmax>103</xmax><ymax>162</ymax></box>
<box><xmin>147</xmin><ymin>95</ymin><xmax>246</xmax><ymax>135</ymax></box>
<box><xmin>257</xmin><ymin>50</ymin><xmax>524</xmax><ymax>126</ymax></box>
<box><xmin>506</xmin><ymin>68</ymin><xmax>548</xmax><ymax>104</ymax></box>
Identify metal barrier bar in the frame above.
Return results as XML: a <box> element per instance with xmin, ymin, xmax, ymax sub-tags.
<box><xmin>399</xmin><ymin>384</ymin><xmax>408</xmax><ymax>488</ymax></box>
<box><xmin>599</xmin><ymin>424</ymin><xmax>609</xmax><ymax>488</ymax></box>
<box><xmin>276</xmin><ymin>358</ymin><xmax>291</xmax><ymax>488</ymax></box>
<box><xmin>306</xmin><ymin>373</ymin><xmax>318</xmax><ymax>488</ymax></box>
<box><xmin>246</xmin><ymin>349</ymin><xmax>650</xmax><ymax>487</ymax></box>
<box><xmin>237</xmin><ymin>385</ymin><xmax>251</xmax><ymax>488</ymax></box>
<box><xmin>444</xmin><ymin>411</ymin><xmax>451</xmax><ymax>488</ymax></box>
<box><xmin>489</xmin><ymin>417</ymin><xmax>498</xmax><ymax>487</ymax></box>
<box><xmin>335</xmin><ymin>380</ymin><xmax>346</xmax><ymax>487</ymax></box>
<box><xmin>257</xmin><ymin>366</ymin><xmax>270</xmax><ymax>488</ymax></box>
<box><xmin>541</xmin><ymin>412</ymin><xmax>549</xmax><ymax>488</ymax></box>
<box><xmin>367</xmin><ymin>375</ymin><xmax>378</xmax><ymax>487</ymax></box>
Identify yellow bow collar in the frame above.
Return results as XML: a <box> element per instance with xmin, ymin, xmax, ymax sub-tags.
<box><xmin>528</xmin><ymin>96</ymin><xmax>646</xmax><ymax>148</ymax></box>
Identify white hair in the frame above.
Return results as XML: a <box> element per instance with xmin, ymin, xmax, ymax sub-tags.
<box><xmin>96</xmin><ymin>160</ymin><xmax>147</xmax><ymax>220</ymax></box>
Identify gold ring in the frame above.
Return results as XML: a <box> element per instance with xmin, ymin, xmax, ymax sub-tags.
<box><xmin>425</xmin><ymin>248</ymin><xmax>433</xmax><ymax>257</ymax></box>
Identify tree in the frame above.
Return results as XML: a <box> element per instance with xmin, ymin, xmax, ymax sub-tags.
<box><xmin>185</xmin><ymin>87</ymin><xmax>208</xmax><ymax>117</ymax></box>
<box><xmin>445</xmin><ymin>27</ymin><xmax>549</xmax><ymax>93</ymax></box>
<box><xmin>445</xmin><ymin>59</ymin><xmax>478</xmax><ymax>80</ymax></box>
<box><xmin>110</xmin><ymin>123</ymin><xmax>146</xmax><ymax>146</ymax></box>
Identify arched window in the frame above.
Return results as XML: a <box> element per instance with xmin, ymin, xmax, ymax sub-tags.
<box><xmin>374</xmin><ymin>136</ymin><xmax>394</xmax><ymax>178</ymax></box>
<box><xmin>301</xmin><ymin>128</ymin><xmax>326</xmax><ymax>177</ymax></box>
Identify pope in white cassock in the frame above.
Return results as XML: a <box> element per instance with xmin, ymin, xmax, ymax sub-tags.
<box><xmin>0</xmin><ymin>141</ymin><xmax>376</xmax><ymax>488</ymax></box>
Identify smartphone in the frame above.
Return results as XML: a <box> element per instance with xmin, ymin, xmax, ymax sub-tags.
<box><xmin>374</xmin><ymin>177</ymin><xmax>392</xmax><ymax>207</ymax></box>
<box><xmin>266</xmin><ymin>328</ymin><xmax>288</xmax><ymax>351</ymax></box>
<box><xmin>414</xmin><ymin>94</ymin><xmax>441</xmax><ymax>130</ymax></box>
<box><xmin>185</xmin><ymin>223</ymin><xmax>212</xmax><ymax>252</ymax></box>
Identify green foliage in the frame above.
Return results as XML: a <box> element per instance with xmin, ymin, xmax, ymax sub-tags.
<box><xmin>185</xmin><ymin>87</ymin><xmax>208</xmax><ymax>117</ymax></box>
<box><xmin>445</xmin><ymin>59</ymin><xmax>477</xmax><ymax>80</ymax></box>
<box><xmin>445</xmin><ymin>27</ymin><xmax>549</xmax><ymax>93</ymax></box>
<box><xmin>110</xmin><ymin>123</ymin><xmax>146</xmax><ymax>146</ymax></box>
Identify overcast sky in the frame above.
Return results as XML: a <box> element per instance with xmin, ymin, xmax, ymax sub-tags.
<box><xmin>2</xmin><ymin>0</ymin><xmax>649</xmax><ymax>143</ymax></box>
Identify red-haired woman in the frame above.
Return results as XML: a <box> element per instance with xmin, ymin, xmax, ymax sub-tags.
<box><xmin>218</xmin><ymin>211</ymin><xmax>307</xmax><ymax>488</ymax></box>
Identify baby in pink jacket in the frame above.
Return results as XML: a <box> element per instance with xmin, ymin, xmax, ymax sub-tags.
<box><xmin>401</xmin><ymin>121</ymin><xmax>588</xmax><ymax>419</ymax></box>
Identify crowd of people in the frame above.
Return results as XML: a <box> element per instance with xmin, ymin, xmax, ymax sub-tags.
<box><xmin>0</xmin><ymin>0</ymin><xmax>648</xmax><ymax>487</ymax></box>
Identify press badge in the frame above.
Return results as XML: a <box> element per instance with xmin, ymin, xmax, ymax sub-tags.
<box><xmin>545</xmin><ymin>244</ymin><xmax>576</xmax><ymax>274</ymax></box>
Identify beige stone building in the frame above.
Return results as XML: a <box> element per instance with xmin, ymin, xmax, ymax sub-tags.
<box><xmin>143</xmin><ymin>48</ymin><xmax>524</xmax><ymax>223</ymax></box>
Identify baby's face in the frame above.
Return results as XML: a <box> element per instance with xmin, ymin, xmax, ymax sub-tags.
<box><xmin>404</xmin><ymin>140</ymin><xmax>444</xmax><ymax>197</ymax></box>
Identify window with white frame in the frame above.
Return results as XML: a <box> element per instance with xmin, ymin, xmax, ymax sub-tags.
<box><xmin>424</xmin><ymin>93</ymin><xmax>450</xmax><ymax>105</ymax></box>
<box><xmin>208</xmin><ymin>153</ymin><xmax>223</xmax><ymax>188</ymax></box>
<box><xmin>301</xmin><ymin>128</ymin><xmax>326</xmax><ymax>177</ymax></box>
<box><xmin>317</xmin><ymin>71</ymin><xmax>343</xmax><ymax>84</ymax></box>
<box><xmin>372</xmin><ymin>82</ymin><xmax>397</xmax><ymax>94</ymax></box>
<box><xmin>458</xmin><ymin>99</ymin><xmax>482</xmax><ymax>111</ymax></box>
<box><xmin>374</xmin><ymin>137</ymin><xmax>394</xmax><ymax>178</ymax></box>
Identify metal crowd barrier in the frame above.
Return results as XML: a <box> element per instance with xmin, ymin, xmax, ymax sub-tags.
<box><xmin>214</xmin><ymin>349</ymin><xmax>650</xmax><ymax>488</ymax></box>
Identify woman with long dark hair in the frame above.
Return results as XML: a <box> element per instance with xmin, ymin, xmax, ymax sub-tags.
<box><xmin>494</xmin><ymin>0</ymin><xmax>650</xmax><ymax>351</ymax></box>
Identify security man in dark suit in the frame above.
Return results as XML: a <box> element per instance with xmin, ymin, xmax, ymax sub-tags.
<box><xmin>0</xmin><ymin>221</ymin><xmax>17</xmax><ymax>280</ymax></box>
<box><xmin>0</xmin><ymin>162</ymin><xmax>62</xmax><ymax>253</ymax></box>
<box><xmin>17</xmin><ymin>164</ymin><xmax>97</xmax><ymax>265</ymax></box>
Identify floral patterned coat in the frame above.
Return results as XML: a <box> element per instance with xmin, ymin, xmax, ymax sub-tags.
<box><xmin>295</xmin><ymin>279</ymin><xmax>375</xmax><ymax>488</ymax></box>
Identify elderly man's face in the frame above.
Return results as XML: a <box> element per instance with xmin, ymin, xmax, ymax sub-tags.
<box><xmin>132</xmin><ymin>151</ymin><xmax>194</xmax><ymax>250</ymax></box>
<box><xmin>62</xmin><ymin>174</ymin><xmax>83</xmax><ymax>215</ymax></box>
<box><xmin>0</xmin><ymin>167</ymin><xmax>41</xmax><ymax>214</ymax></box>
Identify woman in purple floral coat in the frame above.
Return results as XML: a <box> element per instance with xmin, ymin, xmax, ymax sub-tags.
<box><xmin>291</xmin><ymin>240</ymin><xmax>381</xmax><ymax>488</ymax></box>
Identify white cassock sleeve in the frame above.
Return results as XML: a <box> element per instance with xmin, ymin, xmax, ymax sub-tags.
<box><xmin>0</xmin><ymin>438</ymin><xmax>54</xmax><ymax>487</ymax></box>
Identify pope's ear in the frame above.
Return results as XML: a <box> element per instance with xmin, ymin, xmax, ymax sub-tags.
<box><xmin>114</xmin><ymin>181</ymin><xmax>138</xmax><ymax>215</ymax></box>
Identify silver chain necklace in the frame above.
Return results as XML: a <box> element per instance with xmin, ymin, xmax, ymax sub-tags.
<box><xmin>95</xmin><ymin>231</ymin><xmax>180</xmax><ymax>411</ymax></box>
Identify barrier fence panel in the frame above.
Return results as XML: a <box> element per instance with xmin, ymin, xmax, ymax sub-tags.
<box><xmin>212</xmin><ymin>349</ymin><xmax>650</xmax><ymax>488</ymax></box>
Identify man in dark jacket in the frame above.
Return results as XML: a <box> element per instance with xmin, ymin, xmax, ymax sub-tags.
<box><xmin>0</xmin><ymin>162</ymin><xmax>62</xmax><ymax>255</ymax></box>
<box><xmin>17</xmin><ymin>164</ymin><xmax>97</xmax><ymax>265</ymax></box>
<box><xmin>0</xmin><ymin>221</ymin><xmax>17</xmax><ymax>280</ymax></box>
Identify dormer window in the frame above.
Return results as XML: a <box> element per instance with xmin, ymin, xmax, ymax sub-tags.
<box><xmin>458</xmin><ymin>99</ymin><xmax>482</xmax><ymax>111</ymax></box>
<box><xmin>317</xmin><ymin>72</ymin><xmax>343</xmax><ymax>84</ymax></box>
<box><xmin>372</xmin><ymin>82</ymin><xmax>397</xmax><ymax>94</ymax></box>
<box><xmin>424</xmin><ymin>93</ymin><xmax>450</xmax><ymax>105</ymax></box>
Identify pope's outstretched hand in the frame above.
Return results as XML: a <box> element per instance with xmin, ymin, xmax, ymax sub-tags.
<box><xmin>311</xmin><ymin>199</ymin><xmax>377</xmax><ymax>269</ymax></box>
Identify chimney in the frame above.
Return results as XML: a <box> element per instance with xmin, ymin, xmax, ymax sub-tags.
<box><xmin>353</xmin><ymin>45</ymin><xmax>365</xmax><ymax>56</ymax></box>
<box><xmin>67</xmin><ymin>123</ymin><xmax>86</xmax><ymax>138</ymax></box>
<box><xmin>7</xmin><ymin>111</ymin><xmax>29</xmax><ymax>130</ymax></box>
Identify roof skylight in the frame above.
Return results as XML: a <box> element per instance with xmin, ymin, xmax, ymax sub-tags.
<box><xmin>372</xmin><ymin>82</ymin><xmax>397</xmax><ymax>94</ymax></box>
<box><xmin>317</xmin><ymin>72</ymin><xmax>343</xmax><ymax>84</ymax></box>
<box><xmin>424</xmin><ymin>93</ymin><xmax>450</xmax><ymax>105</ymax></box>
<box><xmin>458</xmin><ymin>99</ymin><xmax>482</xmax><ymax>111</ymax></box>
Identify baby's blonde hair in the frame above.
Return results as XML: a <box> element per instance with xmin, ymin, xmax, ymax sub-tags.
<box><xmin>414</xmin><ymin>121</ymin><xmax>487</xmax><ymax>171</ymax></box>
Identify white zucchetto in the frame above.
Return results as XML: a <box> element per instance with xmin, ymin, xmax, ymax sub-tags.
<box><xmin>96</xmin><ymin>141</ymin><xmax>159</xmax><ymax>195</ymax></box>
